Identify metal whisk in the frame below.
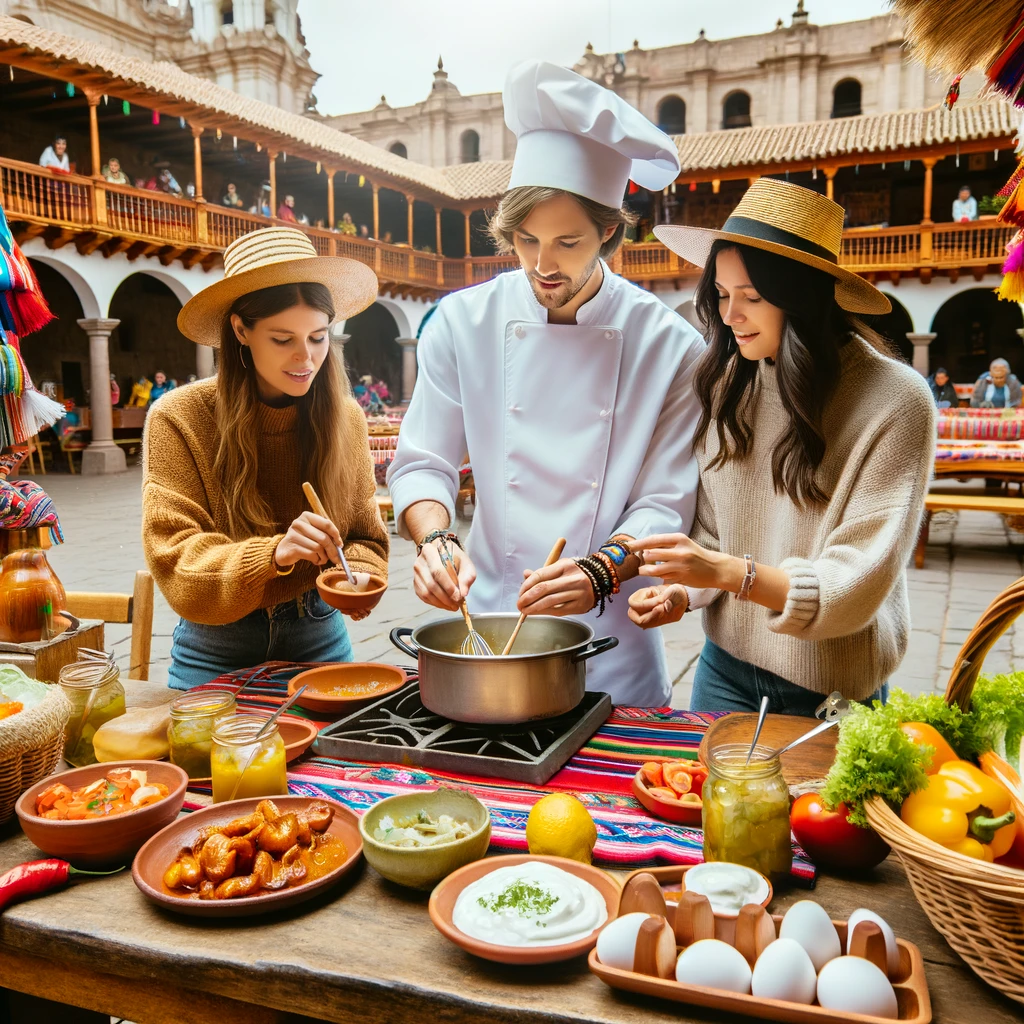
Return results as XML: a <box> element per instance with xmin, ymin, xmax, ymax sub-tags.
<box><xmin>438</xmin><ymin>537</ymin><xmax>494</xmax><ymax>657</ymax></box>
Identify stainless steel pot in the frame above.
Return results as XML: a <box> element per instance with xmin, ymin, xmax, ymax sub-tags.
<box><xmin>389</xmin><ymin>614</ymin><xmax>618</xmax><ymax>725</ymax></box>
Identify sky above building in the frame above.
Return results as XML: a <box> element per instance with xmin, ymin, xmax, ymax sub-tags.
<box><xmin>303</xmin><ymin>0</ymin><xmax>892</xmax><ymax>115</ymax></box>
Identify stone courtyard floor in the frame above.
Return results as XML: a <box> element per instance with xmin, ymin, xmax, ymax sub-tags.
<box><xmin>32</xmin><ymin>464</ymin><xmax>1024</xmax><ymax>707</ymax></box>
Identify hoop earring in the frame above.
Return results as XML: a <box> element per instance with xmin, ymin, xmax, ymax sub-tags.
<box><xmin>239</xmin><ymin>345</ymin><xmax>248</xmax><ymax>369</ymax></box>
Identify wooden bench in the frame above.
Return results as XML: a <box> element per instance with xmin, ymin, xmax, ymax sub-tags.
<box><xmin>916</xmin><ymin>491</ymin><xmax>1024</xmax><ymax>567</ymax></box>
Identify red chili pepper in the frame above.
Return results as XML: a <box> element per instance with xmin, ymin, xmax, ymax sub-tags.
<box><xmin>0</xmin><ymin>859</ymin><xmax>122</xmax><ymax>912</ymax></box>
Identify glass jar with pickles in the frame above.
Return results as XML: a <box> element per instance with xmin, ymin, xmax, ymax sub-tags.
<box><xmin>210</xmin><ymin>714</ymin><xmax>288</xmax><ymax>803</ymax></box>
<box><xmin>58</xmin><ymin>653</ymin><xmax>126</xmax><ymax>767</ymax></box>
<box><xmin>168</xmin><ymin>690</ymin><xmax>237</xmax><ymax>780</ymax></box>
<box><xmin>702</xmin><ymin>742</ymin><xmax>792</xmax><ymax>879</ymax></box>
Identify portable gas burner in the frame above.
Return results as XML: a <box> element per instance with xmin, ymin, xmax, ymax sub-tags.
<box><xmin>316</xmin><ymin>682</ymin><xmax>612</xmax><ymax>784</ymax></box>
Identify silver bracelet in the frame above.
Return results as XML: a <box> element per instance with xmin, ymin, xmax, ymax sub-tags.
<box><xmin>735</xmin><ymin>554</ymin><xmax>756</xmax><ymax>601</ymax></box>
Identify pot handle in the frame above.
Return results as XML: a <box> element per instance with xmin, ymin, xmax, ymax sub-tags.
<box><xmin>390</xmin><ymin>627</ymin><xmax>420</xmax><ymax>660</ymax></box>
<box><xmin>572</xmin><ymin>636</ymin><xmax>619</xmax><ymax>664</ymax></box>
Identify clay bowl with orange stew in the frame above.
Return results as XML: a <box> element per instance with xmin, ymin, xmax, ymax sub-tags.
<box><xmin>315</xmin><ymin>569</ymin><xmax>387</xmax><ymax>614</ymax></box>
<box><xmin>15</xmin><ymin>760</ymin><xmax>188</xmax><ymax>869</ymax></box>
<box><xmin>287</xmin><ymin>663</ymin><xmax>409</xmax><ymax>715</ymax></box>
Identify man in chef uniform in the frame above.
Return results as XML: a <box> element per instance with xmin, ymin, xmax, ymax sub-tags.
<box><xmin>387</xmin><ymin>60</ymin><xmax>704</xmax><ymax>706</ymax></box>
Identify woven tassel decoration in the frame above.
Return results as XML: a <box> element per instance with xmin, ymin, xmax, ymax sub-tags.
<box><xmin>20</xmin><ymin>386</ymin><xmax>64</xmax><ymax>438</ymax></box>
<box><xmin>999</xmin><ymin>167</ymin><xmax>1024</xmax><ymax>226</ymax></box>
<box><xmin>996</xmin><ymin>229</ymin><xmax>1024</xmax><ymax>301</ymax></box>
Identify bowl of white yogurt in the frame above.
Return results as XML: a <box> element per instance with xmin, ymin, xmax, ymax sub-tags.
<box><xmin>429</xmin><ymin>854</ymin><xmax>620</xmax><ymax>964</ymax></box>
<box><xmin>678</xmin><ymin>861</ymin><xmax>772</xmax><ymax>918</ymax></box>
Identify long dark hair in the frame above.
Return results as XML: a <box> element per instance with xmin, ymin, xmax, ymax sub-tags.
<box><xmin>216</xmin><ymin>281</ymin><xmax>350</xmax><ymax>537</ymax></box>
<box><xmin>693</xmin><ymin>240</ymin><xmax>884</xmax><ymax>507</ymax></box>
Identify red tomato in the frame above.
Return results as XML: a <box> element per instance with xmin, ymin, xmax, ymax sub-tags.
<box><xmin>790</xmin><ymin>793</ymin><xmax>890</xmax><ymax>870</ymax></box>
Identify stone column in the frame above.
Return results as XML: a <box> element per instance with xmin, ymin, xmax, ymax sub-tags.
<box><xmin>399</xmin><ymin>337</ymin><xmax>418</xmax><ymax>403</ymax></box>
<box><xmin>78</xmin><ymin>318</ymin><xmax>126</xmax><ymax>476</ymax></box>
<box><xmin>907</xmin><ymin>332</ymin><xmax>937</xmax><ymax>377</ymax></box>
<box><xmin>196</xmin><ymin>343</ymin><xmax>215</xmax><ymax>379</ymax></box>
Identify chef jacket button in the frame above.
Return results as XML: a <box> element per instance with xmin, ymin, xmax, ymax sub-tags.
<box><xmin>591</xmin><ymin>481</ymin><xmax>599</xmax><ymax>489</ymax></box>
<box><xmin>604</xmin><ymin>330</ymin><xmax>614</xmax><ymax>340</ymax></box>
<box><xmin>514</xmin><ymin>326</ymin><xmax>526</xmax><ymax>339</ymax></box>
<box><xmin>599</xmin><ymin>409</ymin><xmax>610</xmax><ymax>419</ymax></box>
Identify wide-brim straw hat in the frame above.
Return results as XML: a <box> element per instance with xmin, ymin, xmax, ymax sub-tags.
<box><xmin>178</xmin><ymin>227</ymin><xmax>379</xmax><ymax>347</ymax></box>
<box><xmin>653</xmin><ymin>179</ymin><xmax>890</xmax><ymax>316</ymax></box>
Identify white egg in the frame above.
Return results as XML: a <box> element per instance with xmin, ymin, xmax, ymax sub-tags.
<box><xmin>596</xmin><ymin>912</ymin><xmax>653</xmax><ymax>971</ymax></box>
<box><xmin>847</xmin><ymin>908</ymin><xmax>900</xmax><ymax>979</ymax></box>
<box><xmin>750</xmin><ymin>938</ymin><xmax>817</xmax><ymax>1004</ymax></box>
<box><xmin>779</xmin><ymin>900</ymin><xmax>842</xmax><ymax>972</ymax></box>
<box><xmin>675</xmin><ymin>939</ymin><xmax>752</xmax><ymax>994</ymax></box>
<box><xmin>818</xmin><ymin>955</ymin><xmax>899</xmax><ymax>1019</ymax></box>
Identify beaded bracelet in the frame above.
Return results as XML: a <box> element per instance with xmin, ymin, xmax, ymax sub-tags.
<box><xmin>575</xmin><ymin>555</ymin><xmax>615</xmax><ymax>617</ymax></box>
<box><xmin>599</xmin><ymin>541</ymin><xmax>630</xmax><ymax>567</ymax></box>
<box><xmin>592</xmin><ymin>550</ymin><xmax>621</xmax><ymax>595</ymax></box>
<box><xmin>735</xmin><ymin>554</ymin><xmax>757</xmax><ymax>601</ymax></box>
<box><xmin>417</xmin><ymin>529</ymin><xmax>463</xmax><ymax>555</ymax></box>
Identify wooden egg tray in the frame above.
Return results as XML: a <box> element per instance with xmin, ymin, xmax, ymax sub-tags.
<box><xmin>588</xmin><ymin>867</ymin><xmax>932</xmax><ymax>1024</ymax></box>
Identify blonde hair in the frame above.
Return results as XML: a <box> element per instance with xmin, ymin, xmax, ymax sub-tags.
<box><xmin>215</xmin><ymin>282</ymin><xmax>350</xmax><ymax>538</ymax></box>
<box><xmin>487</xmin><ymin>186</ymin><xmax>636</xmax><ymax>260</ymax></box>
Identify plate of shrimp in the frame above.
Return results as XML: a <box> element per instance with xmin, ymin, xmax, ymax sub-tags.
<box><xmin>131</xmin><ymin>796</ymin><xmax>362</xmax><ymax>917</ymax></box>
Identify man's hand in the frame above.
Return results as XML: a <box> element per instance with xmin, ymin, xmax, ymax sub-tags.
<box><xmin>413</xmin><ymin>540</ymin><xmax>477</xmax><ymax>610</ymax></box>
<box><xmin>517</xmin><ymin>558</ymin><xmax>595</xmax><ymax>617</ymax></box>
<box><xmin>628</xmin><ymin>584</ymin><xmax>688</xmax><ymax>629</ymax></box>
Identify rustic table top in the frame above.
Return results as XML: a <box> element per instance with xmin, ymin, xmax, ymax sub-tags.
<box><xmin>1</xmin><ymin>815</ymin><xmax>1020</xmax><ymax>1024</ymax></box>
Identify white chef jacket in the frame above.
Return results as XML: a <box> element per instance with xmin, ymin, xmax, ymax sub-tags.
<box><xmin>387</xmin><ymin>264</ymin><xmax>704</xmax><ymax>706</ymax></box>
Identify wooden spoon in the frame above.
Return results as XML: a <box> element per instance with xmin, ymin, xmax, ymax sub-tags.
<box><xmin>501</xmin><ymin>537</ymin><xmax>567</xmax><ymax>656</ymax></box>
<box><xmin>302</xmin><ymin>481</ymin><xmax>355</xmax><ymax>582</ymax></box>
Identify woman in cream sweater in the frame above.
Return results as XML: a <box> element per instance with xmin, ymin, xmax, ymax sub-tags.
<box><xmin>142</xmin><ymin>228</ymin><xmax>388</xmax><ymax>689</ymax></box>
<box><xmin>629</xmin><ymin>180</ymin><xmax>935</xmax><ymax>714</ymax></box>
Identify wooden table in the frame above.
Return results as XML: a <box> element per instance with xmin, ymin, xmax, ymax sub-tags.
<box><xmin>916</xmin><ymin>490</ymin><xmax>1024</xmax><ymax>568</ymax></box>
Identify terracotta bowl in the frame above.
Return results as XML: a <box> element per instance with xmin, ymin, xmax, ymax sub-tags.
<box><xmin>632</xmin><ymin>770</ymin><xmax>703</xmax><ymax>826</ymax></box>
<box><xmin>429</xmin><ymin>854</ymin><xmax>621</xmax><ymax>964</ymax></box>
<box><xmin>248</xmin><ymin>711</ymin><xmax>319</xmax><ymax>762</ymax></box>
<box><xmin>15</xmin><ymin>759</ymin><xmax>188</xmax><ymax>869</ymax></box>
<box><xmin>288</xmin><ymin>663</ymin><xmax>408</xmax><ymax>715</ymax></box>
<box><xmin>315</xmin><ymin>569</ymin><xmax>387</xmax><ymax>614</ymax></box>
<box><xmin>360</xmin><ymin>788</ymin><xmax>491</xmax><ymax>890</ymax></box>
<box><xmin>132</xmin><ymin>796</ymin><xmax>362</xmax><ymax>918</ymax></box>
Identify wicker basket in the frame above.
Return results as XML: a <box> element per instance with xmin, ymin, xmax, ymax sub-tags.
<box><xmin>865</xmin><ymin>575</ymin><xmax>1024</xmax><ymax>1004</ymax></box>
<box><xmin>0</xmin><ymin>683</ymin><xmax>71</xmax><ymax>824</ymax></box>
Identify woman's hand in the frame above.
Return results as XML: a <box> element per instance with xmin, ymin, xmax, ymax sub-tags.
<box><xmin>414</xmin><ymin>541</ymin><xmax>477</xmax><ymax>611</ymax></box>
<box><xmin>517</xmin><ymin>558</ymin><xmax>595</xmax><ymax>617</ymax></box>
<box><xmin>274</xmin><ymin>512</ymin><xmax>344</xmax><ymax>569</ymax></box>
<box><xmin>628</xmin><ymin>584</ymin><xmax>688</xmax><ymax>629</ymax></box>
<box><xmin>631</xmin><ymin>534</ymin><xmax>742</xmax><ymax>591</ymax></box>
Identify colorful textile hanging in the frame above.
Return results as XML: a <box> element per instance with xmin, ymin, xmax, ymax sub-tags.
<box><xmin>0</xmin><ymin>204</ymin><xmax>53</xmax><ymax>336</ymax></box>
<box><xmin>0</xmin><ymin>478</ymin><xmax>63</xmax><ymax>544</ymax></box>
<box><xmin>996</xmin><ymin>229</ymin><xmax>1024</xmax><ymax>300</ymax></box>
<box><xmin>944</xmin><ymin>74</ymin><xmax>963</xmax><ymax>110</ymax></box>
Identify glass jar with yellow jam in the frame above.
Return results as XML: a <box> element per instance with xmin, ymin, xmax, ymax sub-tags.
<box><xmin>210</xmin><ymin>713</ymin><xmax>288</xmax><ymax>803</ymax></box>
<box><xmin>168</xmin><ymin>690</ymin><xmax>237</xmax><ymax>780</ymax></box>
<box><xmin>702</xmin><ymin>742</ymin><xmax>792</xmax><ymax>879</ymax></box>
<box><xmin>58</xmin><ymin>654</ymin><xmax>126</xmax><ymax>767</ymax></box>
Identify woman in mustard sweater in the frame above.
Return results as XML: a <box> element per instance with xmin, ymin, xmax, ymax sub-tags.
<box><xmin>142</xmin><ymin>228</ymin><xmax>388</xmax><ymax>689</ymax></box>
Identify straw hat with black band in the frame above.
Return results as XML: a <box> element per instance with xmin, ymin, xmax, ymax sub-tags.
<box><xmin>177</xmin><ymin>227</ymin><xmax>379</xmax><ymax>347</ymax></box>
<box><xmin>654</xmin><ymin>179</ymin><xmax>891</xmax><ymax>316</ymax></box>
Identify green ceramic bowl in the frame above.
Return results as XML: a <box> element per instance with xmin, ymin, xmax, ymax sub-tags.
<box><xmin>359</xmin><ymin>788</ymin><xmax>491</xmax><ymax>890</ymax></box>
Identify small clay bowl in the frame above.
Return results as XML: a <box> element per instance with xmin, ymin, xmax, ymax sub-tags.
<box><xmin>429</xmin><ymin>854</ymin><xmax>621</xmax><ymax>964</ymax></box>
<box><xmin>360</xmin><ymin>788</ymin><xmax>491</xmax><ymax>890</ymax></box>
<box><xmin>16</xmin><ymin>760</ymin><xmax>188</xmax><ymax>869</ymax></box>
<box><xmin>632</xmin><ymin>769</ymin><xmax>703</xmax><ymax>826</ymax></box>
<box><xmin>288</xmin><ymin>663</ymin><xmax>408</xmax><ymax>715</ymax></box>
<box><xmin>315</xmin><ymin>568</ymin><xmax>387</xmax><ymax>614</ymax></box>
<box><xmin>247</xmin><ymin>711</ymin><xmax>319</xmax><ymax>762</ymax></box>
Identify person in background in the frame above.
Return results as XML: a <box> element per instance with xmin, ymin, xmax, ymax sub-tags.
<box><xmin>971</xmin><ymin>357</ymin><xmax>1023</xmax><ymax>408</ymax></box>
<box><xmin>929</xmin><ymin>367</ymin><xmax>959</xmax><ymax>408</ymax></box>
<box><xmin>186</xmin><ymin>374</ymin><xmax>198</xmax><ymax>385</ymax></box>
<box><xmin>278</xmin><ymin>195</ymin><xmax>298</xmax><ymax>222</ymax></box>
<box><xmin>158</xmin><ymin>168</ymin><xmax>183</xmax><ymax>198</ymax></box>
<box><xmin>358</xmin><ymin>224</ymin><xmax>370</xmax><ymax>239</ymax></box>
<box><xmin>339</xmin><ymin>212</ymin><xmax>357</xmax><ymax>235</ymax></box>
<box><xmin>102</xmin><ymin>158</ymin><xmax>130</xmax><ymax>185</ymax></box>
<box><xmin>953</xmin><ymin>185</ymin><xmax>978</xmax><ymax>223</ymax></box>
<box><xmin>382</xmin><ymin>230</ymin><xmax>393</xmax><ymax>244</ymax></box>
<box><xmin>249</xmin><ymin>184</ymin><xmax>272</xmax><ymax>217</ymax></box>
<box><xmin>150</xmin><ymin>371</ymin><xmax>174</xmax><ymax>404</ymax></box>
<box><xmin>110</xmin><ymin>374</ymin><xmax>120</xmax><ymax>407</ymax></box>
<box><xmin>39</xmin><ymin>136</ymin><xmax>70</xmax><ymax>172</ymax></box>
<box><xmin>223</xmin><ymin>182</ymin><xmax>244</xmax><ymax>209</ymax></box>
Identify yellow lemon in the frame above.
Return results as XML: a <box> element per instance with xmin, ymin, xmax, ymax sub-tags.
<box><xmin>526</xmin><ymin>792</ymin><xmax>597</xmax><ymax>864</ymax></box>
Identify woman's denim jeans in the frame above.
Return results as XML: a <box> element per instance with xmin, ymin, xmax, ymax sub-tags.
<box><xmin>168</xmin><ymin>589</ymin><xmax>353</xmax><ymax>690</ymax></box>
<box><xmin>690</xmin><ymin>638</ymin><xmax>888</xmax><ymax>715</ymax></box>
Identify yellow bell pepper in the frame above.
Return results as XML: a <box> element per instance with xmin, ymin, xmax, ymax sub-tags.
<box><xmin>900</xmin><ymin>760</ymin><xmax>1017</xmax><ymax>860</ymax></box>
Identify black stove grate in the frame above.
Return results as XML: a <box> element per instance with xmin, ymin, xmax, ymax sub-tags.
<box><xmin>315</xmin><ymin>684</ymin><xmax>612</xmax><ymax>785</ymax></box>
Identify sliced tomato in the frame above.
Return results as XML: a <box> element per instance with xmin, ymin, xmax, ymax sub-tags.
<box><xmin>641</xmin><ymin>761</ymin><xmax>665</xmax><ymax>789</ymax></box>
<box><xmin>663</xmin><ymin>763</ymin><xmax>694</xmax><ymax>795</ymax></box>
<box><xmin>678</xmin><ymin>793</ymin><xmax>702</xmax><ymax>806</ymax></box>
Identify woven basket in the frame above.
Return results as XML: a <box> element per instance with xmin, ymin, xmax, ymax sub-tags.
<box><xmin>0</xmin><ymin>683</ymin><xmax>71</xmax><ymax>824</ymax></box>
<box><xmin>865</xmin><ymin>574</ymin><xmax>1024</xmax><ymax>1004</ymax></box>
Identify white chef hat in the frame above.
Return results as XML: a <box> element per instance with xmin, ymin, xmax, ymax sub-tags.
<box><xmin>503</xmin><ymin>60</ymin><xmax>681</xmax><ymax>209</ymax></box>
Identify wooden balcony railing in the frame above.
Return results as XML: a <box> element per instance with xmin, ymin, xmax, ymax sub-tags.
<box><xmin>0</xmin><ymin>156</ymin><xmax>1013</xmax><ymax>293</ymax></box>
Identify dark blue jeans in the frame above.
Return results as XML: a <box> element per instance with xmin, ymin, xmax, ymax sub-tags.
<box><xmin>690</xmin><ymin>638</ymin><xmax>888</xmax><ymax>715</ymax></box>
<box><xmin>168</xmin><ymin>590</ymin><xmax>353</xmax><ymax>690</ymax></box>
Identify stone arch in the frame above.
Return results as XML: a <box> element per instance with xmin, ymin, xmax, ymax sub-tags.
<box><xmin>342</xmin><ymin>301</ymin><xmax>402</xmax><ymax>398</ymax></box>
<box><xmin>372</xmin><ymin>297</ymin><xmax>412</xmax><ymax>339</ymax></box>
<box><xmin>929</xmin><ymin>287</ymin><xmax>1024</xmax><ymax>382</ymax></box>
<box><xmin>389</xmin><ymin>141</ymin><xmax>408</xmax><ymax>159</ymax></box>
<box><xmin>832</xmin><ymin>78</ymin><xmax>862</xmax><ymax>118</ymax></box>
<box><xmin>460</xmin><ymin>129</ymin><xmax>480</xmax><ymax>163</ymax></box>
<box><xmin>23</xmin><ymin>258</ymin><xmax>90</xmax><ymax>402</ymax></box>
<box><xmin>863</xmin><ymin>292</ymin><xmax>914</xmax><ymax>363</ymax></box>
<box><xmin>722</xmin><ymin>90</ymin><xmax>751</xmax><ymax>130</ymax></box>
<box><xmin>25</xmin><ymin>253</ymin><xmax>101</xmax><ymax>318</ymax></box>
<box><xmin>129</xmin><ymin>268</ymin><xmax>196</xmax><ymax>308</ymax></box>
<box><xmin>657</xmin><ymin>95</ymin><xmax>686</xmax><ymax>135</ymax></box>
